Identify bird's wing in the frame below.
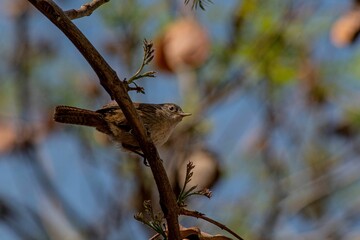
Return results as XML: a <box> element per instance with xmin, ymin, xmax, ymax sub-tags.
<box><xmin>98</xmin><ymin>101</ymin><xmax>141</xmax><ymax>111</ymax></box>
<box><xmin>96</xmin><ymin>102</ymin><xmax>144</xmax><ymax>133</ymax></box>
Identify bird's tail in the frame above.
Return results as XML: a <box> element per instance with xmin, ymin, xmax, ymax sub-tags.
<box><xmin>54</xmin><ymin>106</ymin><xmax>106</xmax><ymax>129</ymax></box>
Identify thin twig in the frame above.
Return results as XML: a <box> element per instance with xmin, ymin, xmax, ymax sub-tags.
<box><xmin>149</xmin><ymin>233</ymin><xmax>160</xmax><ymax>240</ymax></box>
<box><xmin>127</xmin><ymin>39</ymin><xmax>155</xmax><ymax>84</ymax></box>
<box><xmin>180</xmin><ymin>208</ymin><xmax>245</xmax><ymax>240</ymax></box>
<box><xmin>65</xmin><ymin>0</ymin><xmax>110</xmax><ymax>20</ymax></box>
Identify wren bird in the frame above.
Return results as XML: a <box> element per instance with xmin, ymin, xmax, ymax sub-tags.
<box><xmin>54</xmin><ymin>102</ymin><xmax>191</xmax><ymax>162</ymax></box>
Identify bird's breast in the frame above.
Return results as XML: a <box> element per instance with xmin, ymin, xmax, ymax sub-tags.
<box><xmin>149</xmin><ymin>122</ymin><xmax>177</xmax><ymax>146</ymax></box>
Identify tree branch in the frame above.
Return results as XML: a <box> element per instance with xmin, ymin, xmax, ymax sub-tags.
<box><xmin>26</xmin><ymin>0</ymin><xmax>181</xmax><ymax>239</ymax></box>
<box><xmin>64</xmin><ymin>0</ymin><xmax>110</xmax><ymax>20</ymax></box>
<box><xmin>180</xmin><ymin>208</ymin><xmax>244</xmax><ymax>240</ymax></box>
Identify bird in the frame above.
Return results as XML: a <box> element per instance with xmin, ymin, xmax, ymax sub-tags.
<box><xmin>53</xmin><ymin>102</ymin><xmax>191</xmax><ymax>163</ymax></box>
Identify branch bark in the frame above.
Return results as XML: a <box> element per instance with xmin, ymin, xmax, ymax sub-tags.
<box><xmin>26</xmin><ymin>0</ymin><xmax>180</xmax><ymax>239</ymax></box>
<box><xmin>64</xmin><ymin>0</ymin><xmax>110</xmax><ymax>20</ymax></box>
<box><xmin>180</xmin><ymin>208</ymin><xmax>244</xmax><ymax>240</ymax></box>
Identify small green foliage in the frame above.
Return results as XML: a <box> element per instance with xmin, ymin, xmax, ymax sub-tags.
<box><xmin>125</xmin><ymin>39</ymin><xmax>156</xmax><ymax>93</ymax></box>
<box><xmin>134</xmin><ymin>200</ymin><xmax>167</xmax><ymax>239</ymax></box>
<box><xmin>143</xmin><ymin>39</ymin><xmax>155</xmax><ymax>65</ymax></box>
<box><xmin>184</xmin><ymin>0</ymin><xmax>213</xmax><ymax>11</ymax></box>
<box><xmin>177</xmin><ymin>162</ymin><xmax>212</xmax><ymax>207</ymax></box>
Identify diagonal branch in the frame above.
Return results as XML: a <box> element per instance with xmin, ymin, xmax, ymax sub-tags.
<box><xmin>65</xmin><ymin>0</ymin><xmax>110</xmax><ymax>20</ymax></box>
<box><xmin>180</xmin><ymin>208</ymin><xmax>244</xmax><ymax>240</ymax></box>
<box><xmin>26</xmin><ymin>0</ymin><xmax>181</xmax><ymax>239</ymax></box>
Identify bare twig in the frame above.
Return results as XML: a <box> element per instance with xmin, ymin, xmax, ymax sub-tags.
<box><xmin>65</xmin><ymin>0</ymin><xmax>110</xmax><ymax>20</ymax></box>
<box><xmin>149</xmin><ymin>233</ymin><xmax>161</xmax><ymax>240</ymax></box>
<box><xmin>180</xmin><ymin>208</ymin><xmax>245</xmax><ymax>240</ymax></box>
<box><xmin>27</xmin><ymin>0</ymin><xmax>181</xmax><ymax>239</ymax></box>
<box><xmin>127</xmin><ymin>84</ymin><xmax>145</xmax><ymax>94</ymax></box>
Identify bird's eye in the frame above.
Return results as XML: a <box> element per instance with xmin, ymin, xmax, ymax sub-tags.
<box><xmin>168</xmin><ymin>105</ymin><xmax>175</xmax><ymax>112</ymax></box>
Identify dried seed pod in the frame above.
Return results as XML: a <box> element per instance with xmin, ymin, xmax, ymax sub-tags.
<box><xmin>0</xmin><ymin>122</ymin><xmax>17</xmax><ymax>153</ymax></box>
<box><xmin>154</xmin><ymin>18</ymin><xmax>210</xmax><ymax>72</ymax></box>
<box><xmin>331</xmin><ymin>7</ymin><xmax>360</xmax><ymax>47</ymax></box>
<box><xmin>177</xmin><ymin>147</ymin><xmax>221</xmax><ymax>191</ymax></box>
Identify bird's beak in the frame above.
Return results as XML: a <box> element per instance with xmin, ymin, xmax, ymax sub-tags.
<box><xmin>179</xmin><ymin>112</ymin><xmax>192</xmax><ymax>117</ymax></box>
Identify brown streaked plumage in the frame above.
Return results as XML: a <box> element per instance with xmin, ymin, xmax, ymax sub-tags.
<box><xmin>54</xmin><ymin>102</ymin><xmax>191</xmax><ymax>156</ymax></box>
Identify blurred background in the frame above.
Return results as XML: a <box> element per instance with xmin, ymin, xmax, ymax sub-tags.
<box><xmin>1</xmin><ymin>0</ymin><xmax>360</xmax><ymax>239</ymax></box>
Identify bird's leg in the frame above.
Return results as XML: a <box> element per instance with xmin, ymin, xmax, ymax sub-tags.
<box><xmin>122</xmin><ymin>144</ymin><xmax>149</xmax><ymax>166</ymax></box>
